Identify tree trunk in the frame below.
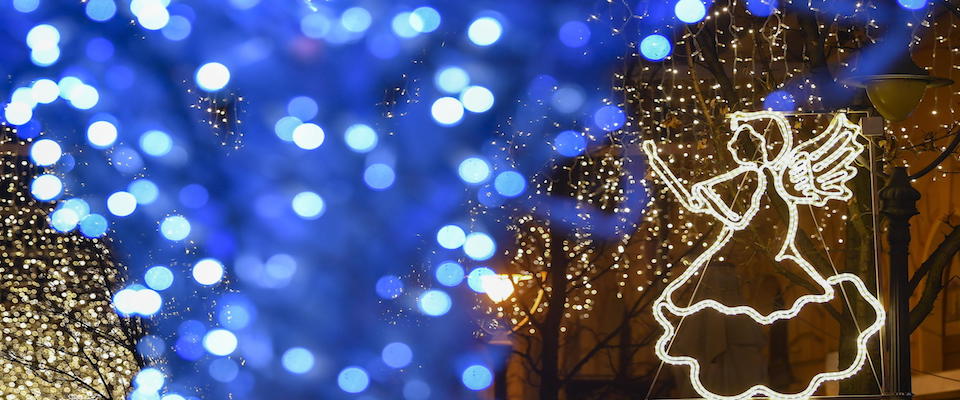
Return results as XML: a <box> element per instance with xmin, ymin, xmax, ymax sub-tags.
<box><xmin>540</xmin><ymin>234</ymin><xmax>571</xmax><ymax>400</ymax></box>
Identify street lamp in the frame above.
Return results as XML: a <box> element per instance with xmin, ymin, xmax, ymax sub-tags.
<box><xmin>845</xmin><ymin>57</ymin><xmax>952</xmax><ymax>122</ymax></box>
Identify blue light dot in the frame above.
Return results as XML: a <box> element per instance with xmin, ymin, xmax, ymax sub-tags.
<box><xmin>435</xmin><ymin>67</ymin><xmax>470</xmax><ymax>94</ymax></box>
<box><xmin>5</xmin><ymin>102</ymin><xmax>33</xmax><ymax>125</ymax></box>
<box><xmin>50</xmin><ymin>208</ymin><xmax>80</xmax><ymax>232</ymax></box>
<box><xmin>273</xmin><ymin>116</ymin><xmax>302</xmax><ymax>142</ymax></box>
<box><xmin>675</xmin><ymin>0</ymin><xmax>707</xmax><ymax>23</ymax></box>
<box><xmin>202</xmin><ymin>329</ymin><xmax>238</xmax><ymax>356</ymax></box>
<box><xmin>140</xmin><ymin>130</ymin><xmax>172</xmax><ymax>157</ymax></box>
<box><xmin>195</xmin><ymin>62</ymin><xmax>231</xmax><ymax>92</ymax></box>
<box><xmin>79</xmin><ymin>213</ymin><xmax>108</xmax><ymax>237</ymax></box>
<box><xmin>410</xmin><ymin>7</ymin><xmax>441</xmax><ymax>33</ymax></box>
<box><xmin>86</xmin><ymin>37</ymin><xmax>114</xmax><ymax>61</ymax></box>
<box><xmin>193</xmin><ymin>258</ymin><xmax>225</xmax><ymax>286</ymax></box>
<box><xmin>431</xmin><ymin>97</ymin><xmax>464</xmax><ymax>126</ymax></box>
<box><xmin>341</xmin><ymin>7</ymin><xmax>372</xmax><ymax>33</ymax></box>
<box><xmin>87</xmin><ymin>120</ymin><xmax>118</xmax><ymax>148</ymax></box>
<box><xmin>107</xmin><ymin>191</ymin><xmax>137</xmax><ymax>217</ymax></box>
<box><xmin>417</xmin><ymin>290</ymin><xmax>451</xmax><ymax>316</ymax></box>
<box><xmin>467</xmin><ymin>267</ymin><xmax>495</xmax><ymax>293</ymax></box>
<box><xmin>436</xmin><ymin>225</ymin><xmax>466</xmax><ymax>249</ymax></box>
<box><xmin>301</xmin><ymin>13</ymin><xmax>332</xmax><ymax>39</ymax></box>
<box><xmin>230</xmin><ymin>0</ymin><xmax>260</xmax><ymax>9</ymax></box>
<box><xmin>435</xmin><ymin>261</ymin><xmax>465</xmax><ymax>287</ymax></box>
<box><xmin>135</xmin><ymin>1</ymin><xmax>170</xmax><ymax>30</ymax></box>
<box><xmin>31</xmin><ymin>79</ymin><xmax>59</xmax><ymax>104</ymax></box>
<box><xmin>292</xmin><ymin>123</ymin><xmax>325</xmax><ymax>150</ymax></box>
<box><xmin>128</xmin><ymin>179</ymin><xmax>159</xmax><ymax>205</ymax></box>
<box><xmin>338</xmin><ymin>367</ymin><xmax>370</xmax><ymax>394</ymax></box>
<box><xmin>593</xmin><ymin>105</ymin><xmax>626</xmax><ymax>132</ymax></box>
<box><xmin>558</xmin><ymin>21</ymin><xmax>590</xmax><ymax>48</ymax></box>
<box><xmin>113</xmin><ymin>286</ymin><xmax>161</xmax><ymax>316</ymax></box>
<box><xmin>31</xmin><ymin>174</ymin><xmax>62</xmax><ymax>201</ymax></box>
<box><xmin>494</xmin><ymin>171</ymin><xmax>526</xmax><ymax>197</ymax></box>
<box><xmin>26</xmin><ymin>24</ymin><xmax>60</xmax><ymax>50</ymax></box>
<box><xmin>375</xmin><ymin>275</ymin><xmax>404</xmax><ymax>299</ymax></box>
<box><xmin>554</xmin><ymin>130</ymin><xmax>587</xmax><ymax>157</ymax></box>
<box><xmin>13</xmin><ymin>0</ymin><xmax>39</xmax><ymax>13</ymax></box>
<box><xmin>145</xmin><ymin>266</ymin><xmax>174</xmax><ymax>291</ymax></box>
<box><xmin>763</xmin><ymin>90</ymin><xmax>796</xmax><ymax>111</ymax></box>
<box><xmin>404</xmin><ymin>380</ymin><xmax>431</xmax><ymax>400</ymax></box>
<box><xmin>382</xmin><ymin>342</ymin><xmax>413</xmax><ymax>368</ymax></box>
<box><xmin>460</xmin><ymin>86</ymin><xmax>494</xmax><ymax>113</ymax></box>
<box><xmin>291</xmin><ymin>191</ymin><xmax>325</xmax><ymax>219</ymax></box>
<box><xmin>282</xmin><ymin>347</ymin><xmax>315</xmax><ymax>374</ymax></box>
<box><xmin>458</xmin><ymin>157</ymin><xmax>491</xmax><ymax>184</ymax></box>
<box><xmin>179</xmin><ymin>184</ymin><xmax>209</xmax><ymax>208</ymax></box>
<box><xmin>462</xmin><ymin>365</ymin><xmax>493</xmax><ymax>391</ymax></box>
<box><xmin>30</xmin><ymin>47</ymin><xmax>59</xmax><ymax>67</ymax></box>
<box><xmin>898</xmin><ymin>0</ymin><xmax>927</xmax><ymax>9</ymax></box>
<box><xmin>392</xmin><ymin>12</ymin><xmax>419</xmax><ymax>38</ymax></box>
<box><xmin>209</xmin><ymin>357</ymin><xmax>239</xmax><ymax>383</ymax></box>
<box><xmin>468</xmin><ymin>16</ymin><xmax>502</xmax><ymax>46</ymax></box>
<box><xmin>640</xmin><ymin>34</ymin><xmax>672</xmax><ymax>61</ymax></box>
<box><xmin>344</xmin><ymin>124</ymin><xmax>378</xmax><ymax>153</ymax></box>
<box><xmin>61</xmin><ymin>198</ymin><xmax>89</xmax><ymax>218</ymax></box>
<box><xmin>287</xmin><ymin>96</ymin><xmax>319</xmax><ymax>121</ymax></box>
<box><xmin>85</xmin><ymin>0</ymin><xmax>117</xmax><ymax>22</ymax></box>
<box><xmin>161</xmin><ymin>15</ymin><xmax>192</xmax><ymax>41</ymax></box>
<box><xmin>218</xmin><ymin>299</ymin><xmax>251</xmax><ymax>330</ymax></box>
<box><xmin>67</xmin><ymin>84</ymin><xmax>98</xmax><ymax>109</ymax></box>
<box><xmin>746</xmin><ymin>0</ymin><xmax>777</xmax><ymax>16</ymax></box>
<box><xmin>30</xmin><ymin>139</ymin><xmax>62</xmax><ymax>166</ymax></box>
<box><xmin>135</xmin><ymin>368</ymin><xmax>165</xmax><ymax>392</ymax></box>
<box><xmin>364</xmin><ymin>163</ymin><xmax>395</xmax><ymax>190</ymax></box>
<box><xmin>463</xmin><ymin>232</ymin><xmax>496</xmax><ymax>261</ymax></box>
<box><xmin>160</xmin><ymin>215</ymin><xmax>191</xmax><ymax>241</ymax></box>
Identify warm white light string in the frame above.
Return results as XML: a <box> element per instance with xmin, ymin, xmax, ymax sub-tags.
<box><xmin>642</xmin><ymin>111</ymin><xmax>885</xmax><ymax>400</ymax></box>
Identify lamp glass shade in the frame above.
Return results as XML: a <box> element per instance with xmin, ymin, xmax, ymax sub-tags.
<box><xmin>864</xmin><ymin>79</ymin><xmax>928</xmax><ymax>122</ymax></box>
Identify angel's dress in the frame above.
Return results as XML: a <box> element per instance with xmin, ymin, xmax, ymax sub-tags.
<box><xmin>650</xmin><ymin>163</ymin><xmax>885</xmax><ymax>400</ymax></box>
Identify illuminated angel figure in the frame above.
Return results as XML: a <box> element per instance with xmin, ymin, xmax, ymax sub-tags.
<box><xmin>642</xmin><ymin>112</ymin><xmax>884</xmax><ymax>400</ymax></box>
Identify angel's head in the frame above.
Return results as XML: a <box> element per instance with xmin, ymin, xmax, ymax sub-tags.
<box><xmin>726</xmin><ymin>112</ymin><xmax>794</xmax><ymax>167</ymax></box>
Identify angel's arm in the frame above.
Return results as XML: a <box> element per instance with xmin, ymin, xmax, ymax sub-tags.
<box><xmin>641</xmin><ymin>140</ymin><xmax>707</xmax><ymax>214</ymax></box>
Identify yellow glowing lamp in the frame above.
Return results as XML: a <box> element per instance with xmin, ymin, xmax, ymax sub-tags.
<box><xmin>845</xmin><ymin>57</ymin><xmax>952</xmax><ymax>122</ymax></box>
<box><xmin>482</xmin><ymin>273</ymin><xmax>539</xmax><ymax>303</ymax></box>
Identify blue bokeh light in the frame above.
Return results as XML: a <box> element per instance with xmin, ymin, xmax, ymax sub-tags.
<box><xmin>79</xmin><ymin>213</ymin><xmax>108</xmax><ymax>237</ymax></box>
<box><xmin>145</xmin><ymin>266</ymin><xmax>175</xmax><ymax>291</ymax></box>
<box><xmin>554</xmin><ymin>130</ymin><xmax>587</xmax><ymax>157</ymax></box>
<box><xmin>292</xmin><ymin>123</ymin><xmax>325</xmax><ymax>150</ymax></box>
<box><xmin>128</xmin><ymin>179</ymin><xmax>160</xmax><ymax>205</ymax></box>
<box><xmin>31</xmin><ymin>174</ymin><xmax>62</xmax><ymax>201</ymax></box>
<box><xmin>468</xmin><ymin>16</ymin><xmax>503</xmax><ymax>46</ymax></box>
<box><xmin>291</xmin><ymin>191</ymin><xmax>325</xmax><ymax>219</ymax></box>
<box><xmin>287</xmin><ymin>96</ymin><xmax>319</xmax><ymax>121</ymax></box>
<box><xmin>493</xmin><ymin>171</ymin><xmax>526</xmax><ymax>197</ymax></box>
<box><xmin>457</xmin><ymin>157</ymin><xmax>491</xmax><ymax>184</ymax></box>
<box><xmin>87</xmin><ymin>120</ymin><xmax>118</xmax><ymax>148</ymax></box>
<box><xmin>50</xmin><ymin>208</ymin><xmax>80</xmax><ymax>232</ymax></box>
<box><xmin>107</xmin><ymin>191</ymin><xmax>138</xmax><ymax>217</ymax></box>
<box><xmin>593</xmin><ymin>105</ymin><xmax>626</xmax><ymax>132</ymax></box>
<box><xmin>675</xmin><ymin>0</ymin><xmax>707</xmax><ymax>23</ymax></box>
<box><xmin>341</xmin><ymin>7</ymin><xmax>372</xmax><ymax>33</ymax></box>
<box><xmin>193</xmin><ymin>258</ymin><xmax>225</xmax><ymax>286</ymax></box>
<box><xmin>639</xmin><ymin>34</ymin><xmax>672</xmax><ymax>61</ymax></box>
<box><xmin>160</xmin><ymin>215</ymin><xmax>191</xmax><ymax>241</ymax></box>
<box><xmin>467</xmin><ymin>266</ymin><xmax>495</xmax><ymax>293</ymax></box>
<box><xmin>282</xmin><ymin>347</ymin><xmax>315</xmax><ymax>374</ymax></box>
<box><xmin>410</xmin><ymin>7</ymin><xmax>441</xmax><ymax>33</ymax></box>
<box><xmin>364</xmin><ymin>163</ymin><xmax>396</xmax><ymax>190</ymax></box>
<box><xmin>435</xmin><ymin>67</ymin><xmax>470</xmax><ymax>93</ymax></box>
<box><xmin>382</xmin><ymin>342</ymin><xmax>413</xmax><ymax>368</ymax></box>
<box><xmin>338</xmin><ymin>367</ymin><xmax>370</xmax><ymax>394</ymax></box>
<box><xmin>436</xmin><ymin>224</ymin><xmax>467</xmax><ymax>249</ymax></box>
<box><xmin>344</xmin><ymin>124</ymin><xmax>378</xmax><ymax>153</ymax></box>
<box><xmin>418</xmin><ymin>290</ymin><xmax>452</xmax><ymax>316</ymax></box>
<box><xmin>375</xmin><ymin>275</ymin><xmax>404</xmax><ymax>299</ymax></box>
<box><xmin>463</xmin><ymin>232</ymin><xmax>496</xmax><ymax>260</ymax></box>
<box><xmin>435</xmin><ymin>261</ymin><xmax>465</xmax><ymax>287</ymax></box>
<box><xmin>140</xmin><ymin>130</ymin><xmax>173</xmax><ymax>157</ymax></box>
<box><xmin>763</xmin><ymin>90</ymin><xmax>796</xmax><ymax>111</ymax></box>
<box><xmin>273</xmin><ymin>116</ymin><xmax>301</xmax><ymax>142</ymax></box>
<box><xmin>202</xmin><ymin>329</ymin><xmax>238</xmax><ymax>356</ymax></box>
<box><xmin>558</xmin><ymin>21</ymin><xmax>590</xmax><ymax>48</ymax></box>
<box><xmin>30</xmin><ymin>139</ymin><xmax>62</xmax><ymax>166</ymax></box>
<box><xmin>195</xmin><ymin>62</ymin><xmax>231</xmax><ymax>91</ymax></box>
<box><xmin>746</xmin><ymin>0</ymin><xmax>777</xmax><ymax>16</ymax></box>
<box><xmin>430</xmin><ymin>97</ymin><xmax>465</xmax><ymax>126</ymax></box>
<box><xmin>898</xmin><ymin>0</ymin><xmax>928</xmax><ymax>9</ymax></box>
<box><xmin>462</xmin><ymin>365</ymin><xmax>493</xmax><ymax>391</ymax></box>
<box><xmin>460</xmin><ymin>86</ymin><xmax>494</xmax><ymax>113</ymax></box>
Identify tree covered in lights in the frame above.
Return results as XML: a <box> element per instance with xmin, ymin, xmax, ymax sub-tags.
<box><xmin>478</xmin><ymin>0</ymin><xmax>960</xmax><ymax>398</ymax></box>
<box><xmin>0</xmin><ymin>127</ymin><xmax>143</xmax><ymax>400</ymax></box>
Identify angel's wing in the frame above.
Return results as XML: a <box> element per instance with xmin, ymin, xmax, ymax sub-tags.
<box><xmin>780</xmin><ymin>113</ymin><xmax>865</xmax><ymax>206</ymax></box>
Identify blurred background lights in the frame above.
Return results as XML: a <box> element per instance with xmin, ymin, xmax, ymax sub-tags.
<box><xmin>898</xmin><ymin>0</ymin><xmax>928</xmax><ymax>9</ymax></box>
<box><xmin>193</xmin><ymin>258</ymin><xmax>225</xmax><ymax>285</ymax></box>
<box><xmin>209</xmin><ymin>358</ymin><xmax>239</xmax><ymax>383</ymax></box>
<box><xmin>202</xmin><ymin>329</ymin><xmax>238</xmax><ymax>356</ymax></box>
<box><xmin>128</xmin><ymin>179</ymin><xmax>160</xmax><ymax>205</ymax></box>
<box><xmin>86</xmin><ymin>0</ymin><xmax>117</xmax><ymax>22</ymax></box>
<box><xmin>301</xmin><ymin>12</ymin><xmax>332</xmax><ymax>39</ymax></box>
<box><xmin>461</xmin><ymin>365</ymin><xmax>493</xmax><ymax>391</ymax></box>
<box><xmin>381</xmin><ymin>342</ymin><xmax>412</xmax><ymax>368</ymax></box>
<box><xmin>87</xmin><ymin>120</ymin><xmax>118</xmax><ymax>148</ymax></box>
<box><xmin>145</xmin><ymin>266</ymin><xmax>174</xmax><ymax>291</ymax></box>
<box><xmin>467</xmin><ymin>16</ymin><xmax>502</xmax><ymax>46</ymax></box>
<box><xmin>375</xmin><ymin>275</ymin><xmax>404</xmax><ymax>299</ymax></box>
<box><xmin>340</xmin><ymin>7</ymin><xmax>372</xmax><ymax>33</ymax></box>
<box><xmin>61</xmin><ymin>198</ymin><xmax>90</xmax><ymax>218</ymax></box>
<box><xmin>457</xmin><ymin>157</ymin><xmax>491</xmax><ymax>184</ymax></box>
<box><xmin>466</xmin><ymin>266</ymin><xmax>494</xmax><ymax>293</ymax></box>
<box><xmin>107</xmin><ymin>191</ymin><xmax>138</xmax><ymax>217</ymax></box>
<box><xmin>292</xmin><ymin>123</ymin><xmax>325</xmax><ymax>150</ymax></box>
<box><xmin>558</xmin><ymin>21</ymin><xmax>590</xmax><ymax>48</ymax></box>
<box><xmin>593</xmin><ymin>105</ymin><xmax>626</xmax><ymax>131</ymax></box>
<box><xmin>436</xmin><ymin>224</ymin><xmax>466</xmax><ymax>249</ymax></box>
<box><xmin>30</xmin><ymin>47</ymin><xmax>60</xmax><ymax>66</ymax></box>
<box><xmin>29</xmin><ymin>139</ymin><xmax>62</xmax><ymax>166</ymax></box>
<box><xmin>134</xmin><ymin>0</ymin><xmax>171</xmax><ymax>30</ymax></box>
<box><xmin>463</xmin><ymin>232</ymin><xmax>496</xmax><ymax>260</ymax></box>
<box><xmin>282</xmin><ymin>347</ymin><xmax>315</xmax><ymax>374</ymax></box>
<box><xmin>763</xmin><ymin>90</ymin><xmax>797</xmax><ymax>111</ymax></box>
<box><xmin>344</xmin><ymin>124</ymin><xmax>378</xmax><ymax>152</ymax></box>
<box><xmin>134</xmin><ymin>368</ymin><xmax>165</xmax><ymax>392</ymax></box>
<box><xmin>430</xmin><ymin>97</ymin><xmax>464</xmax><ymax>125</ymax></box>
<box><xmin>404</xmin><ymin>380</ymin><xmax>431</xmax><ymax>400</ymax></box>
<box><xmin>4</xmin><ymin>102</ymin><xmax>33</xmax><ymax>125</ymax></box>
<box><xmin>494</xmin><ymin>171</ymin><xmax>526</xmax><ymax>197</ymax></box>
<box><xmin>31</xmin><ymin>79</ymin><xmax>59</xmax><ymax>103</ymax></box>
<box><xmin>195</xmin><ymin>62</ymin><xmax>231</xmax><ymax>91</ymax></box>
<box><xmin>79</xmin><ymin>213</ymin><xmax>108</xmax><ymax>237</ymax></box>
<box><xmin>435</xmin><ymin>67</ymin><xmax>470</xmax><ymax>93</ymax></box>
<box><xmin>392</xmin><ymin>12</ymin><xmax>419</xmax><ymax>38</ymax></box>
<box><xmin>675</xmin><ymin>0</ymin><xmax>707</xmax><ymax>23</ymax></box>
<box><xmin>13</xmin><ymin>0</ymin><xmax>39</xmax><ymax>13</ymax></box>
<box><xmin>640</xmin><ymin>34</ymin><xmax>672</xmax><ymax>61</ymax></box>
<box><xmin>418</xmin><ymin>289</ymin><xmax>451</xmax><ymax>316</ymax></box>
<box><xmin>460</xmin><ymin>86</ymin><xmax>494</xmax><ymax>113</ymax></box>
<box><xmin>31</xmin><ymin>174</ymin><xmax>62</xmax><ymax>201</ymax></box>
<box><xmin>337</xmin><ymin>367</ymin><xmax>370</xmax><ymax>394</ymax></box>
<box><xmin>435</xmin><ymin>261</ymin><xmax>464</xmax><ymax>287</ymax></box>
<box><xmin>26</xmin><ymin>24</ymin><xmax>60</xmax><ymax>51</ymax></box>
<box><xmin>746</xmin><ymin>0</ymin><xmax>777</xmax><ymax>16</ymax></box>
<box><xmin>162</xmin><ymin>15</ymin><xmax>192</xmax><ymax>41</ymax></box>
<box><xmin>160</xmin><ymin>215</ymin><xmax>191</xmax><ymax>241</ymax></box>
<box><xmin>287</xmin><ymin>96</ymin><xmax>319</xmax><ymax>121</ymax></box>
<box><xmin>50</xmin><ymin>208</ymin><xmax>80</xmax><ymax>232</ymax></box>
<box><xmin>291</xmin><ymin>191</ymin><xmax>325</xmax><ymax>219</ymax></box>
<box><xmin>274</xmin><ymin>116</ymin><xmax>301</xmax><ymax>142</ymax></box>
<box><xmin>364</xmin><ymin>163</ymin><xmax>395</xmax><ymax>190</ymax></box>
<box><xmin>554</xmin><ymin>130</ymin><xmax>587</xmax><ymax>157</ymax></box>
<box><xmin>140</xmin><ymin>130</ymin><xmax>172</xmax><ymax>156</ymax></box>
<box><xmin>409</xmin><ymin>7</ymin><xmax>441</xmax><ymax>33</ymax></box>
<box><xmin>113</xmin><ymin>286</ymin><xmax>162</xmax><ymax>317</ymax></box>
<box><xmin>67</xmin><ymin>84</ymin><xmax>99</xmax><ymax>109</ymax></box>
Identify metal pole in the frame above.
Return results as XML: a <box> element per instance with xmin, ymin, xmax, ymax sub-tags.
<box><xmin>878</xmin><ymin>167</ymin><xmax>920</xmax><ymax>400</ymax></box>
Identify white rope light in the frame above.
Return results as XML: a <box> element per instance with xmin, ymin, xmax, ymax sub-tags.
<box><xmin>642</xmin><ymin>111</ymin><xmax>885</xmax><ymax>400</ymax></box>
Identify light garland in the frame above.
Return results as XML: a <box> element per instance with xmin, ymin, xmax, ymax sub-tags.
<box><xmin>642</xmin><ymin>111</ymin><xmax>884</xmax><ymax>400</ymax></box>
